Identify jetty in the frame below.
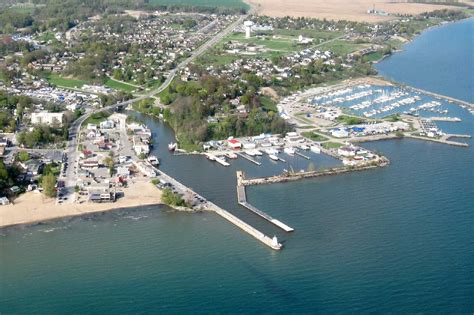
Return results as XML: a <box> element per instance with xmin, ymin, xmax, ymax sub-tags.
<box><xmin>407</xmin><ymin>86</ymin><xmax>474</xmax><ymax>110</ymax></box>
<box><xmin>240</xmin><ymin>159</ymin><xmax>390</xmax><ymax>186</ymax></box>
<box><xmin>236</xmin><ymin>172</ymin><xmax>294</xmax><ymax>232</ymax></box>
<box><xmin>427</xmin><ymin>117</ymin><xmax>461</xmax><ymax>122</ymax></box>
<box><xmin>155</xmin><ymin>168</ymin><xmax>282</xmax><ymax>250</ymax></box>
<box><xmin>236</xmin><ymin>152</ymin><xmax>261</xmax><ymax>165</ymax></box>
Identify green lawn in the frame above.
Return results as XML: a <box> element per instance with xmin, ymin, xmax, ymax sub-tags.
<box><xmin>223</xmin><ymin>33</ymin><xmax>297</xmax><ymax>53</ymax></box>
<box><xmin>336</xmin><ymin>115</ymin><xmax>366</xmax><ymax>125</ymax></box>
<box><xmin>322</xmin><ymin>142</ymin><xmax>343</xmax><ymax>149</ymax></box>
<box><xmin>301</xmin><ymin>131</ymin><xmax>329</xmax><ymax>142</ymax></box>
<box><xmin>275</xmin><ymin>29</ymin><xmax>343</xmax><ymax>42</ymax></box>
<box><xmin>260</xmin><ymin>96</ymin><xmax>277</xmax><ymax>112</ymax></box>
<box><xmin>105</xmin><ymin>78</ymin><xmax>137</xmax><ymax>93</ymax></box>
<box><xmin>149</xmin><ymin>0</ymin><xmax>249</xmax><ymax>9</ymax></box>
<box><xmin>319</xmin><ymin>40</ymin><xmax>367</xmax><ymax>56</ymax></box>
<box><xmin>196</xmin><ymin>53</ymin><xmax>241</xmax><ymax>65</ymax></box>
<box><xmin>82</xmin><ymin>112</ymin><xmax>111</xmax><ymax>126</ymax></box>
<box><xmin>47</xmin><ymin>74</ymin><xmax>89</xmax><ymax>89</ymax></box>
<box><xmin>362</xmin><ymin>51</ymin><xmax>384</xmax><ymax>63</ymax></box>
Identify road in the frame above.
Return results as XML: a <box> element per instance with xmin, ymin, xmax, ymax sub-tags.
<box><xmin>62</xmin><ymin>14</ymin><xmax>247</xmax><ymax>202</ymax></box>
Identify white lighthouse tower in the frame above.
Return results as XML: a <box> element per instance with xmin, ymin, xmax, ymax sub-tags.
<box><xmin>244</xmin><ymin>21</ymin><xmax>254</xmax><ymax>39</ymax></box>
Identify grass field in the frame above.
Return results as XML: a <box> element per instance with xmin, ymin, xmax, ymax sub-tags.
<box><xmin>105</xmin><ymin>78</ymin><xmax>137</xmax><ymax>93</ymax></box>
<box><xmin>196</xmin><ymin>53</ymin><xmax>241</xmax><ymax>65</ymax></box>
<box><xmin>275</xmin><ymin>29</ymin><xmax>344</xmax><ymax>42</ymax></box>
<box><xmin>301</xmin><ymin>131</ymin><xmax>329</xmax><ymax>142</ymax></box>
<box><xmin>221</xmin><ymin>32</ymin><xmax>298</xmax><ymax>58</ymax></box>
<box><xmin>322</xmin><ymin>142</ymin><xmax>343</xmax><ymax>149</ymax></box>
<box><xmin>149</xmin><ymin>0</ymin><xmax>249</xmax><ymax>9</ymax></box>
<box><xmin>47</xmin><ymin>74</ymin><xmax>89</xmax><ymax>89</ymax></box>
<box><xmin>336</xmin><ymin>115</ymin><xmax>366</xmax><ymax>125</ymax></box>
<box><xmin>319</xmin><ymin>40</ymin><xmax>367</xmax><ymax>56</ymax></box>
<box><xmin>83</xmin><ymin>112</ymin><xmax>111</xmax><ymax>126</ymax></box>
<box><xmin>362</xmin><ymin>51</ymin><xmax>384</xmax><ymax>63</ymax></box>
<box><xmin>260</xmin><ymin>96</ymin><xmax>277</xmax><ymax>112</ymax></box>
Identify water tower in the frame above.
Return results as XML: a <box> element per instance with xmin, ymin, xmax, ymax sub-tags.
<box><xmin>244</xmin><ymin>21</ymin><xmax>254</xmax><ymax>39</ymax></box>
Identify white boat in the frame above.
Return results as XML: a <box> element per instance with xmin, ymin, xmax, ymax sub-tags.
<box><xmin>226</xmin><ymin>152</ymin><xmax>238</xmax><ymax>159</ymax></box>
<box><xmin>284</xmin><ymin>147</ymin><xmax>296</xmax><ymax>156</ymax></box>
<box><xmin>215</xmin><ymin>157</ymin><xmax>230</xmax><ymax>167</ymax></box>
<box><xmin>264</xmin><ymin>148</ymin><xmax>279</xmax><ymax>155</ymax></box>
<box><xmin>269</xmin><ymin>154</ymin><xmax>279</xmax><ymax>161</ymax></box>
<box><xmin>147</xmin><ymin>155</ymin><xmax>159</xmax><ymax>166</ymax></box>
<box><xmin>253</xmin><ymin>150</ymin><xmax>263</xmax><ymax>156</ymax></box>
<box><xmin>246</xmin><ymin>150</ymin><xmax>256</xmax><ymax>157</ymax></box>
<box><xmin>299</xmin><ymin>144</ymin><xmax>309</xmax><ymax>150</ymax></box>
<box><xmin>310</xmin><ymin>145</ymin><xmax>321</xmax><ymax>154</ymax></box>
<box><xmin>168</xmin><ymin>142</ymin><xmax>177</xmax><ymax>151</ymax></box>
<box><xmin>205</xmin><ymin>153</ymin><xmax>216</xmax><ymax>161</ymax></box>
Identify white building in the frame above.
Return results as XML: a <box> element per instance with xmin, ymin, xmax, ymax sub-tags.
<box><xmin>244</xmin><ymin>21</ymin><xmax>254</xmax><ymax>39</ymax></box>
<box><xmin>31</xmin><ymin>112</ymin><xmax>64</xmax><ymax>126</ymax></box>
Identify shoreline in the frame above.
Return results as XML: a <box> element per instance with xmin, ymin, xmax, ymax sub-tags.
<box><xmin>0</xmin><ymin>180</ymin><xmax>163</xmax><ymax>229</ymax></box>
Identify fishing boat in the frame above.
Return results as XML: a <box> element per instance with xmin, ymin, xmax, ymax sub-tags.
<box><xmin>147</xmin><ymin>155</ymin><xmax>159</xmax><ymax>166</ymax></box>
<box><xmin>215</xmin><ymin>156</ymin><xmax>230</xmax><ymax>167</ymax></box>
<box><xmin>310</xmin><ymin>145</ymin><xmax>321</xmax><ymax>154</ymax></box>
<box><xmin>226</xmin><ymin>152</ymin><xmax>238</xmax><ymax>159</ymax></box>
<box><xmin>168</xmin><ymin>142</ymin><xmax>177</xmax><ymax>152</ymax></box>
<box><xmin>284</xmin><ymin>147</ymin><xmax>296</xmax><ymax>156</ymax></box>
<box><xmin>269</xmin><ymin>154</ymin><xmax>279</xmax><ymax>161</ymax></box>
<box><xmin>205</xmin><ymin>153</ymin><xmax>216</xmax><ymax>161</ymax></box>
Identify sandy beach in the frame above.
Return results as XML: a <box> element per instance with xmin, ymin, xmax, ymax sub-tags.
<box><xmin>245</xmin><ymin>0</ymin><xmax>461</xmax><ymax>22</ymax></box>
<box><xmin>0</xmin><ymin>180</ymin><xmax>162</xmax><ymax>228</ymax></box>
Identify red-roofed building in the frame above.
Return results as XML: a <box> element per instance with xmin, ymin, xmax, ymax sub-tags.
<box><xmin>227</xmin><ymin>139</ymin><xmax>242</xmax><ymax>149</ymax></box>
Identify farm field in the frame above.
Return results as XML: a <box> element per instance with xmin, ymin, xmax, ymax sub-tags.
<box><xmin>150</xmin><ymin>0</ymin><xmax>249</xmax><ymax>9</ymax></box>
<box><xmin>244</xmin><ymin>0</ymin><xmax>462</xmax><ymax>22</ymax></box>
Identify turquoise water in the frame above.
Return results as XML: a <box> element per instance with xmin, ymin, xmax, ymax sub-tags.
<box><xmin>1</xmin><ymin>20</ymin><xmax>473</xmax><ymax>313</ymax></box>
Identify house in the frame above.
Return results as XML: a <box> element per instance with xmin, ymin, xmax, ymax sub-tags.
<box><xmin>331</xmin><ymin>128</ymin><xmax>349</xmax><ymax>138</ymax></box>
<box><xmin>0</xmin><ymin>196</ymin><xmax>10</xmax><ymax>205</ymax></box>
<box><xmin>89</xmin><ymin>191</ymin><xmax>116</xmax><ymax>203</ymax></box>
<box><xmin>80</xmin><ymin>158</ymin><xmax>100</xmax><ymax>169</ymax></box>
<box><xmin>31</xmin><ymin>112</ymin><xmax>64</xmax><ymax>126</ymax></box>
<box><xmin>227</xmin><ymin>139</ymin><xmax>242</xmax><ymax>149</ymax></box>
<box><xmin>338</xmin><ymin>146</ymin><xmax>357</xmax><ymax>157</ymax></box>
<box><xmin>133</xmin><ymin>136</ymin><xmax>150</xmax><ymax>155</ymax></box>
<box><xmin>116</xmin><ymin>166</ymin><xmax>130</xmax><ymax>177</ymax></box>
<box><xmin>0</xmin><ymin>137</ymin><xmax>9</xmax><ymax>147</ymax></box>
<box><xmin>100</xmin><ymin>120</ymin><xmax>115</xmax><ymax>129</ymax></box>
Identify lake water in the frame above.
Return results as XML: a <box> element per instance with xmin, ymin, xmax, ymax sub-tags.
<box><xmin>1</xmin><ymin>19</ymin><xmax>473</xmax><ymax>313</ymax></box>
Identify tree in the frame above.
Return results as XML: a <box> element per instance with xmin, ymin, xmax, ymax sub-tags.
<box><xmin>17</xmin><ymin>151</ymin><xmax>30</xmax><ymax>162</ymax></box>
<box><xmin>42</xmin><ymin>173</ymin><xmax>57</xmax><ymax>198</ymax></box>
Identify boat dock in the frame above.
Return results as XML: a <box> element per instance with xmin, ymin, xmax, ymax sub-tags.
<box><xmin>295</xmin><ymin>151</ymin><xmax>310</xmax><ymax>160</ymax></box>
<box><xmin>237</xmin><ymin>171</ymin><xmax>294</xmax><ymax>232</ymax></box>
<box><xmin>236</xmin><ymin>152</ymin><xmax>261</xmax><ymax>165</ymax></box>
<box><xmin>155</xmin><ymin>168</ymin><xmax>282</xmax><ymax>250</ymax></box>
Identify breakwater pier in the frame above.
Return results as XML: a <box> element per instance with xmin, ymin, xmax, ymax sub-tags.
<box><xmin>155</xmin><ymin>168</ymin><xmax>282</xmax><ymax>250</ymax></box>
<box><xmin>240</xmin><ymin>159</ymin><xmax>389</xmax><ymax>186</ymax></box>
<box><xmin>237</xmin><ymin>171</ymin><xmax>294</xmax><ymax>232</ymax></box>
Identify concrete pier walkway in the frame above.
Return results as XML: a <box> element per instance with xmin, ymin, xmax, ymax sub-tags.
<box><xmin>156</xmin><ymin>168</ymin><xmax>282</xmax><ymax>250</ymax></box>
<box><xmin>237</xmin><ymin>171</ymin><xmax>294</xmax><ymax>232</ymax></box>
